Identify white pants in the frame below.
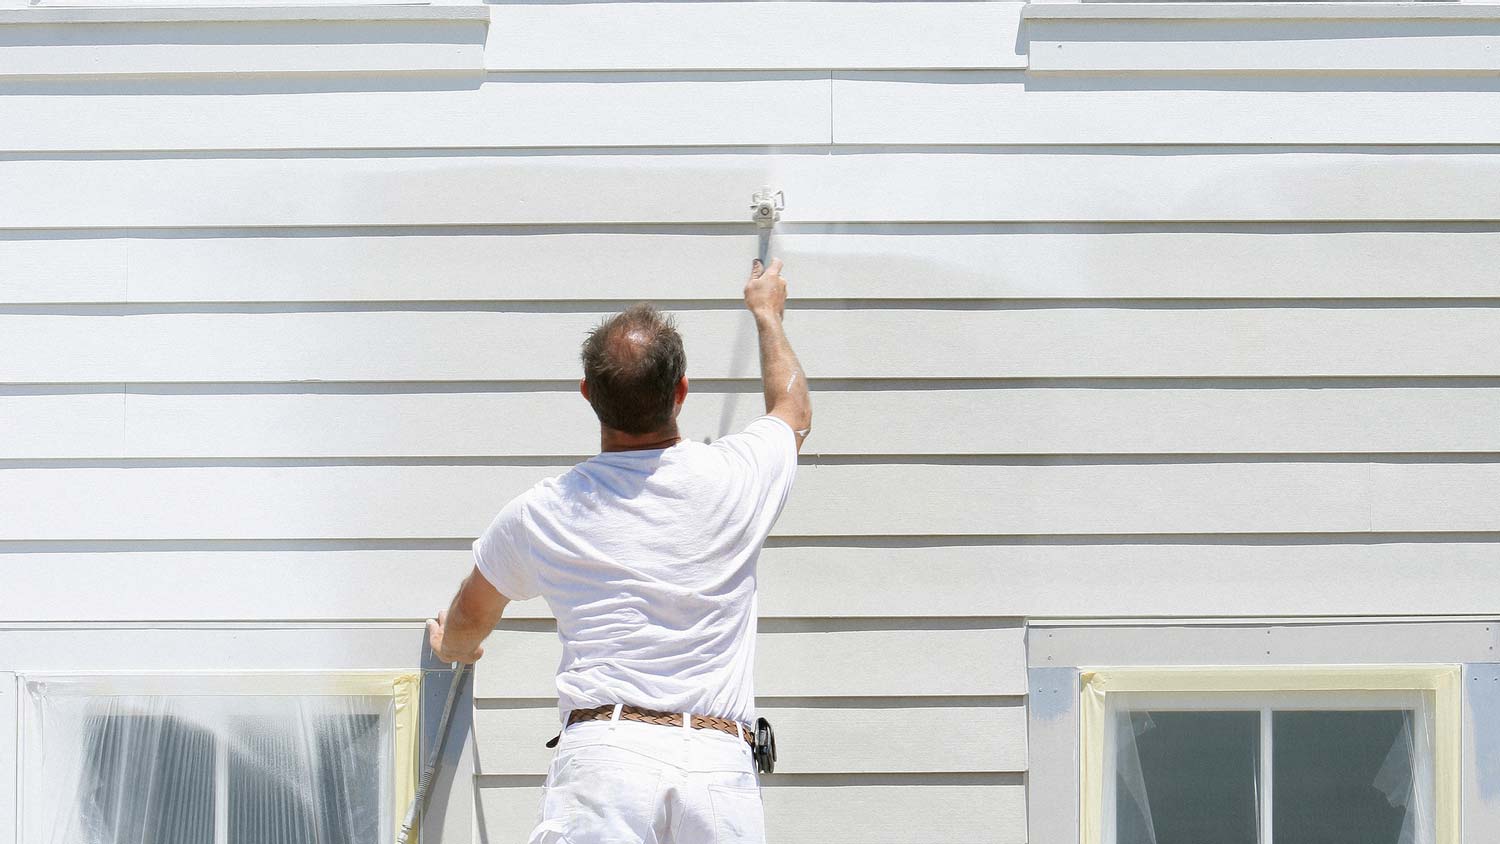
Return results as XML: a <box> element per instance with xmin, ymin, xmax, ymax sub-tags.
<box><xmin>527</xmin><ymin>714</ymin><xmax>767</xmax><ymax>844</ymax></box>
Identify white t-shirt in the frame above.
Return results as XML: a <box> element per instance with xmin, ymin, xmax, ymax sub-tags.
<box><xmin>472</xmin><ymin>415</ymin><xmax>799</xmax><ymax>724</ymax></box>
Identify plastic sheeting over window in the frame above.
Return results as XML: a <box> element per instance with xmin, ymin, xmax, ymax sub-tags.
<box><xmin>21</xmin><ymin>673</ymin><xmax>419</xmax><ymax>844</ymax></box>
<box><xmin>1113</xmin><ymin>707</ymin><xmax>1433</xmax><ymax>844</ymax></box>
<box><xmin>1115</xmin><ymin>710</ymin><xmax>1261</xmax><ymax>844</ymax></box>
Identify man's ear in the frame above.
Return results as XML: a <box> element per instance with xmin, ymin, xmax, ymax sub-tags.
<box><xmin>675</xmin><ymin>376</ymin><xmax>689</xmax><ymax>405</ymax></box>
<box><xmin>579</xmin><ymin>378</ymin><xmax>590</xmax><ymax>402</ymax></box>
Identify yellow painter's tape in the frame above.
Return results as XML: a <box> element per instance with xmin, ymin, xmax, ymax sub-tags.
<box><xmin>393</xmin><ymin>671</ymin><xmax>421</xmax><ymax>843</ymax></box>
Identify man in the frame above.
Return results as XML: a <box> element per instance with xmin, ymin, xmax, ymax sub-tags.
<box><xmin>425</xmin><ymin>257</ymin><xmax>810</xmax><ymax>844</ymax></box>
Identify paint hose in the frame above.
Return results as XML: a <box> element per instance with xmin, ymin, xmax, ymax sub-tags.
<box><xmin>397</xmin><ymin>661</ymin><xmax>468</xmax><ymax>844</ymax></box>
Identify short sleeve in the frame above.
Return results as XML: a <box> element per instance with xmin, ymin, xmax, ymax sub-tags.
<box><xmin>472</xmin><ymin>495</ymin><xmax>541</xmax><ymax>601</ymax></box>
<box><xmin>713</xmin><ymin>414</ymin><xmax>800</xmax><ymax>517</ymax></box>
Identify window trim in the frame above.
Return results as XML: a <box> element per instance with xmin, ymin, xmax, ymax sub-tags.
<box><xmin>1079</xmin><ymin>665</ymin><xmax>1462</xmax><ymax>844</ymax></box>
<box><xmin>17</xmin><ymin>670</ymin><xmax>419</xmax><ymax>844</ymax></box>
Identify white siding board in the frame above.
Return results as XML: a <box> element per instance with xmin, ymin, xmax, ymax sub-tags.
<box><xmin>0</xmin><ymin>462</ymin><xmax>1399</xmax><ymax>540</ymax></box>
<box><xmin>1371</xmin><ymin>463</ymin><xmax>1500</xmax><ymax>532</ymax></box>
<box><xmin>0</xmin><ymin>550</ymin><xmax>470</xmax><ymax>622</ymax></box>
<box><xmin>8</xmin><ymin>307</ymin><xmax>1500</xmax><ymax>383</ymax></box>
<box><xmin>1028</xmin><ymin>20</ymin><xmax>1500</xmax><ymax>73</ymax></box>
<box><xmin>473</xmin><ymin>702</ymin><xmax>1026</xmax><ymax>774</ymax></box>
<box><xmin>0</xmin><ymin>17</ymin><xmax>487</xmax><ymax>77</ymax></box>
<box><xmin>0</xmin><ymin>77</ymin><xmax>830</xmax><ymax>152</ymax></box>
<box><xmin>759</xmin><ymin>542</ymin><xmax>1500</xmax><ymax>621</ymax></box>
<box><xmin>484</xmin><ymin>2</ymin><xmax>1025</xmax><ymax>71</ymax></box>
<box><xmin>24</xmin><ymin>228</ymin><xmax>1500</xmax><ymax>303</ymax></box>
<box><xmin>1028</xmin><ymin>621</ymin><xmax>1500</xmax><ymax>667</ymax></box>
<box><xmin>130</xmin><ymin>231</ymin><xmax>762</xmax><ymax>302</ymax></box>
<box><xmin>49</xmin><ymin>387</ymin><xmax>1499</xmax><ymax>459</ymax></box>
<box><xmin>835</xmin><ymin>73</ymin><xmax>1500</xmax><ymax>145</ymax></box>
<box><xmin>0</xmin><ymin>391</ymin><xmax>122</xmax><ymax>459</ymax></box>
<box><xmin>477</xmin><ymin>781</ymin><xmax>1026</xmax><ymax>844</ymax></box>
<box><xmin>474</xmin><ymin>627</ymin><xmax>1025</xmax><ymax>699</ymax></box>
<box><xmin>0</xmin><ymin>625</ymin><xmax>421</xmax><ymax>671</ymax></box>
<box><xmin>0</xmin><ymin>238</ymin><xmax>124</xmax><ymax>302</ymax></box>
<box><xmin>15</xmin><ymin>151</ymin><xmax>1500</xmax><ymax>227</ymax></box>
<box><xmin>8</xmin><ymin>540</ymin><xmax>1500</xmax><ymax>622</ymax></box>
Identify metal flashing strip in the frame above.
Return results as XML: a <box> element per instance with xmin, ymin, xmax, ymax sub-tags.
<box><xmin>19</xmin><ymin>669</ymin><xmax>418</xmax><ymax>697</ymax></box>
<box><xmin>1023</xmin><ymin>3</ymin><xmax>1500</xmax><ymax>21</ymax></box>
<box><xmin>0</xmin><ymin>7</ymin><xmax>489</xmax><ymax>25</ymax></box>
<box><xmin>0</xmin><ymin>673</ymin><xmax>15</xmax><ymax>844</ymax></box>
<box><xmin>1078</xmin><ymin>665</ymin><xmax>1462</xmax><ymax>844</ymax></box>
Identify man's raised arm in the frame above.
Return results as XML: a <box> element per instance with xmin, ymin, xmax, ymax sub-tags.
<box><xmin>745</xmin><ymin>258</ymin><xmax>812</xmax><ymax>452</ymax></box>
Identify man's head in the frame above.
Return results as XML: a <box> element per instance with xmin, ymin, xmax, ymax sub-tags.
<box><xmin>580</xmin><ymin>303</ymin><xmax>688</xmax><ymax>435</ymax></box>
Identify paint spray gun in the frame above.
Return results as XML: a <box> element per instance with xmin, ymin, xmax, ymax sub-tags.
<box><xmin>751</xmin><ymin>186</ymin><xmax>784</xmax><ymax>262</ymax></box>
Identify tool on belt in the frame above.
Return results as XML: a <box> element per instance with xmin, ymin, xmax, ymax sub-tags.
<box><xmin>546</xmin><ymin>704</ymin><xmax>778</xmax><ymax>774</ymax></box>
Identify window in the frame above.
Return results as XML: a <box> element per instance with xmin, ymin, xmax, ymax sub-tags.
<box><xmin>19</xmin><ymin>673</ymin><xmax>418</xmax><ymax>844</ymax></box>
<box><xmin>1080</xmin><ymin>667</ymin><xmax>1461</xmax><ymax>844</ymax></box>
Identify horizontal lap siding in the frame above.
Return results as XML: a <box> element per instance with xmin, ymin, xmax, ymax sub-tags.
<box><xmin>6</xmin><ymin>6</ymin><xmax>1500</xmax><ymax>844</ymax></box>
<box><xmin>474</xmin><ymin>626</ymin><xmax>1026</xmax><ymax>699</ymax></box>
<box><xmin>10</xmin><ymin>227</ymin><xmax>1500</xmax><ymax>302</ymax></box>
<box><xmin>1027</xmin><ymin>19</ymin><xmax>1500</xmax><ymax>73</ymax></box>
<box><xmin>7</xmin><ymin>307</ymin><xmax>1500</xmax><ymax>381</ymax></box>
<box><xmin>11</xmin><ymin>386</ymin><xmax>1500</xmax><ymax>459</ymax></box>
<box><xmin>0</xmin><ymin>10</ymin><xmax>490</xmax><ymax>77</ymax></box>
<box><xmin>24</xmin><ymin>461</ymin><xmax>1500</xmax><ymax>539</ymax></box>
<box><xmin>0</xmin><ymin>76</ymin><xmax>832</xmax><ymax>151</ymax></box>
<box><xmin>11</xmin><ymin>540</ymin><xmax>1500</xmax><ymax>621</ymax></box>
<box><xmin>483</xmin><ymin>2</ymin><xmax>1027</xmax><ymax>71</ymax></box>
<box><xmin>13</xmin><ymin>151</ymin><xmax>1500</xmax><ymax>226</ymax></box>
<box><xmin>834</xmin><ymin>73</ymin><xmax>1500</xmax><ymax>146</ymax></box>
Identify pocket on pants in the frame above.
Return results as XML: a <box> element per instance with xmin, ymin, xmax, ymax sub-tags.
<box><xmin>708</xmin><ymin>785</ymin><xmax>766</xmax><ymax>844</ymax></box>
<box><xmin>543</xmin><ymin>757</ymin><xmax>662</xmax><ymax>844</ymax></box>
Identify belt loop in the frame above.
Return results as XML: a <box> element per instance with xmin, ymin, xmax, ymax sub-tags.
<box><xmin>609</xmin><ymin>703</ymin><xmax>623</xmax><ymax>731</ymax></box>
<box><xmin>737</xmin><ymin>722</ymin><xmax>746</xmax><ymax>743</ymax></box>
<box><xmin>681</xmin><ymin>711</ymin><xmax>692</xmax><ymax>740</ymax></box>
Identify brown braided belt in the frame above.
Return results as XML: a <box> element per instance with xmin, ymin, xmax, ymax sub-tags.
<box><xmin>567</xmin><ymin>704</ymin><xmax>753</xmax><ymax>746</ymax></box>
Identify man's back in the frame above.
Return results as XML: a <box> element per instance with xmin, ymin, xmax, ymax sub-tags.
<box><xmin>427</xmin><ymin>260</ymin><xmax>809</xmax><ymax>844</ymax></box>
<box><xmin>474</xmin><ymin>415</ymin><xmax>798</xmax><ymax>723</ymax></box>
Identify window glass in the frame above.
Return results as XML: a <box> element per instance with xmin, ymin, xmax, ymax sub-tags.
<box><xmin>1114</xmin><ymin>710</ymin><xmax>1260</xmax><ymax>844</ymax></box>
<box><xmin>1274</xmin><ymin>710</ymin><xmax>1419</xmax><ymax>844</ymax></box>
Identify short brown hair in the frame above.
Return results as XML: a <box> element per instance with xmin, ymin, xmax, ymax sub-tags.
<box><xmin>580</xmin><ymin>303</ymin><xmax>686</xmax><ymax>435</ymax></box>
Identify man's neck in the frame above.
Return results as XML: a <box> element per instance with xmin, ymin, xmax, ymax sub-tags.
<box><xmin>600</xmin><ymin>426</ymin><xmax>682</xmax><ymax>453</ymax></box>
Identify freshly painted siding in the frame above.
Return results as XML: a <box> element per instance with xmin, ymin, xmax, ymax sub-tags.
<box><xmin>3</xmin><ymin>3</ymin><xmax>1500</xmax><ymax>843</ymax></box>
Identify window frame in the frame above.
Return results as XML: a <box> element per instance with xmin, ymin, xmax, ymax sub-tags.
<box><xmin>17</xmin><ymin>671</ymin><xmax>419</xmax><ymax>844</ymax></box>
<box><xmin>1079</xmin><ymin>665</ymin><xmax>1462</xmax><ymax>844</ymax></box>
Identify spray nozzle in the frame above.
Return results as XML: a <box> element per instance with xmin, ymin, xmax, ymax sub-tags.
<box><xmin>751</xmin><ymin>187</ymin><xmax>784</xmax><ymax>228</ymax></box>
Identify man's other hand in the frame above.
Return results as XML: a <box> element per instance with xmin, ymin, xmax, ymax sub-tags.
<box><xmin>426</xmin><ymin>609</ymin><xmax>486</xmax><ymax>664</ymax></box>
<box><xmin>745</xmin><ymin>258</ymin><xmax>787</xmax><ymax>320</ymax></box>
